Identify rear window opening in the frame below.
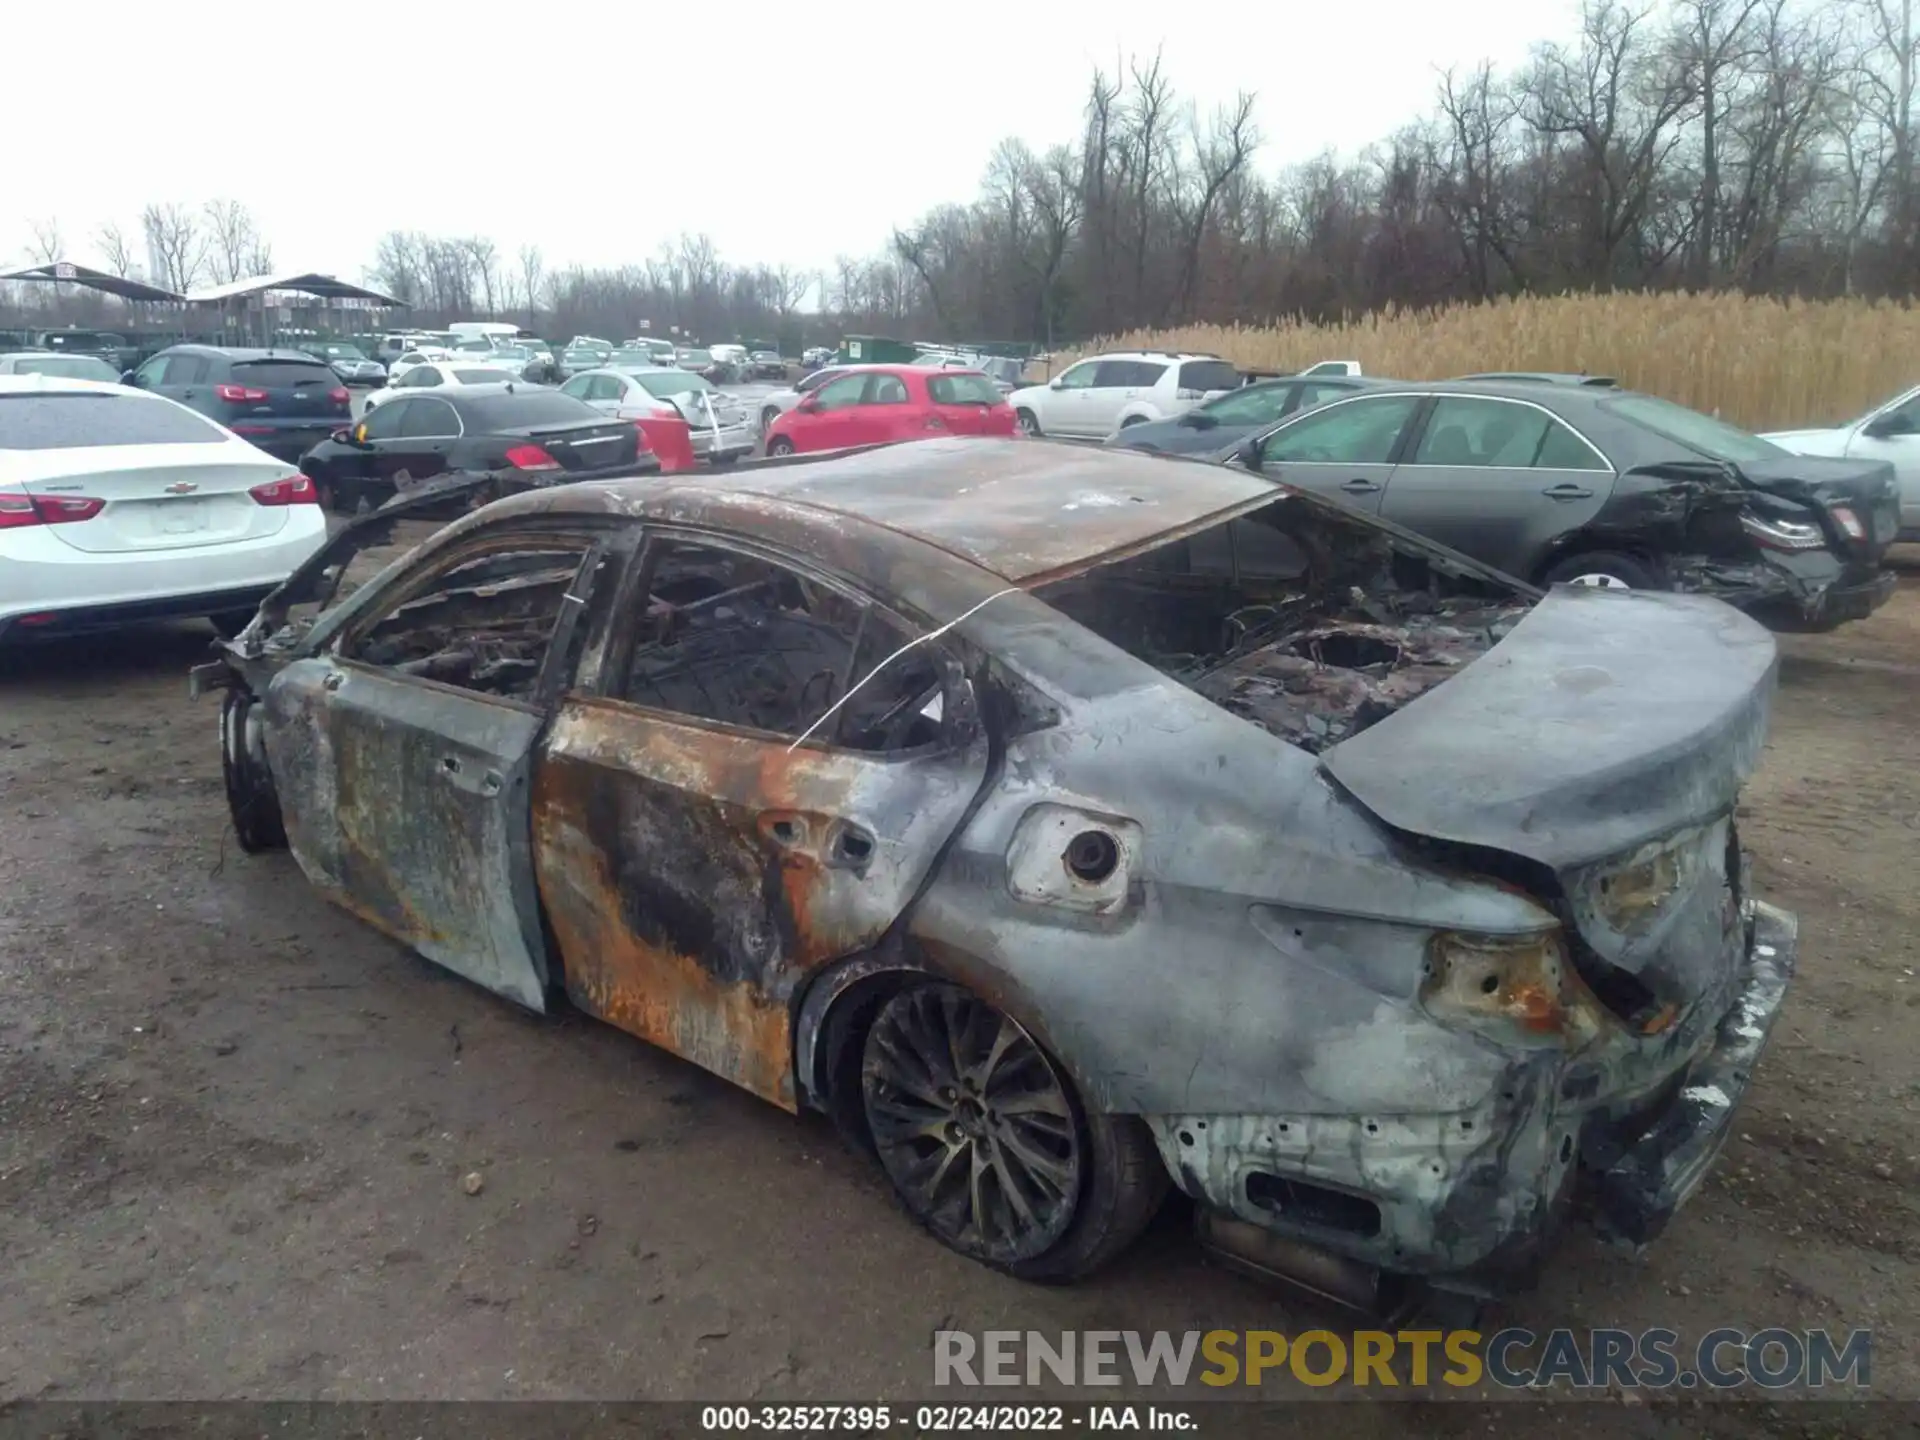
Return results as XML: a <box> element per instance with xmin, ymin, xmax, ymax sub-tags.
<box><xmin>1032</xmin><ymin>495</ymin><xmax>1531</xmax><ymax>754</ymax></box>
<box><xmin>0</xmin><ymin>392</ymin><xmax>226</xmax><ymax>449</ymax></box>
<box><xmin>928</xmin><ymin>374</ymin><xmax>1002</xmax><ymax>405</ymax></box>
<box><xmin>461</xmin><ymin>392</ymin><xmax>604</xmax><ymax>428</ymax></box>
<box><xmin>1178</xmin><ymin>360</ymin><xmax>1242</xmax><ymax>393</ymax></box>
<box><xmin>229</xmin><ymin>361</ymin><xmax>339</xmax><ymax>389</ymax></box>
<box><xmin>451</xmin><ymin>368</ymin><xmax>515</xmax><ymax>384</ymax></box>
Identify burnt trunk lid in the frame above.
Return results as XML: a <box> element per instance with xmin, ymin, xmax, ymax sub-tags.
<box><xmin>1319</xmin><ymin>586</ymin><xmax>1777</xmax><ymax>873</ymax></box>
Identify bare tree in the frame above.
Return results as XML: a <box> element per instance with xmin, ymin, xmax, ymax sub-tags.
<box><xmin>142</xmin><ymin>203</ymin><xmax>206</xmax><ymax>293</ymax></box>
<box><xmin>203</xmin><ymin>199</ymin><xmax>271</xmax><ymax>284</ymax></box>
<box><xmin>95</xmin><ymin>222</ymin><xmax>139</xmax><ymax>278</ymax></box>
<box><xmin>26</xmin><ymin>218</ymin><xmax>64</xmax><ymax>265</ymax></box>
<box><xmin>465</xmin><ymin>237</ymin><xmax>500</xmax><ymax>314</ymax></box>
<box><xmin>518</xmin><ymin>244</ymin><xmax>544</xmax><ymax>322</ymax></box>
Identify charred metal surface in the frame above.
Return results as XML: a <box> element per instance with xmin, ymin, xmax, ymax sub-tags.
<box><xmin>201</xmin><ymin>438</ymin><xmax>1800</xmax><ymax>1294</ymax></box>
<box><xmin>264</xmin><ymin>658</ymin><xmax>552</xmax><ymax>1011</ymax></box>
<box><xmin>532</xmin><ymin>697</ymin><xmax>988</xmax><ymax>1110</ymax></box>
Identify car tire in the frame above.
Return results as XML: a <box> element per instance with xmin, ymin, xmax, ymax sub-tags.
<box><xmin>221</xmin><ymin>688</ymin><xmax>287</xmax><ymax>853</ymax></box>
<box><xmin>767</xmin><ymin>437</ymin><xmax>796</xmax><ymax>457</ymax></box>
<box><xmin>1016</xmin><ymin>408</ymin><xmax>1042</xmax><ymax>437</ymax></box>
<box><xmin>1539</xmin><ymin>551</ymin><xmax>1663</xmax><ymax>591</ymax></box>
<box><xmin>859</xmin><ymin>980</ymin><xmax>1167</xmax><ymax>1282</ymax></box>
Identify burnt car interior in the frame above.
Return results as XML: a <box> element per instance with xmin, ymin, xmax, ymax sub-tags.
<box><xmin>1035</xmin><ymin>498</ymin><xmax>1531</xmax><ymax>753</ymax></box>
<box><xmin>346</xmin><ymin>543</ymin><xmax>594</xmax><ymax>701</ymax></box>
<box><xmin>617</xmin><ymin>540</ymin><xmax>947</xmax><ymax>754</ymax></box>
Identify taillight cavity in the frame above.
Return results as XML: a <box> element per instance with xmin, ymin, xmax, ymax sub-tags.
<box><xmin>1829</xmin><ymin>505</ymin><xmax>1867</xmax><ymax>541</ymax></box>
<box><xmin>249</xmin><ymin>474</ymin><xmax>319</xmax><ymax>506</ymax></box>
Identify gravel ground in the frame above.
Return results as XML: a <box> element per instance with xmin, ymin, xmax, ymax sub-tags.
<box><xmin>0</xmin><ymin>544</ymin><xmax>1915</xmax><ymax>1427</ymax></box>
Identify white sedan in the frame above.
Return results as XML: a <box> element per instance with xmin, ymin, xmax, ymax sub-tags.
<box><xmin>363</xmin><ymin>360</ymin><xmax>525</xmax><ymax>411</ymax></box>
<box><xmin>0</xmin><ymin>375</ymin><xmax>328</xmax><ymax>639</ymax></box>
<box><xmin>558</xmin><ymin>366</ymin><xmax>755</xmax><ymax>463</ymax></box>
<box><xmin>1764</xmin><ymin>385</ymin><xmax>1920</xmax><ymax>541</ymax></box>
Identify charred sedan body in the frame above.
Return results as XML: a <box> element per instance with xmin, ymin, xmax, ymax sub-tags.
<box><xmin>199</xmin><ymin>439</ymin><xmax>1796</xmax><ymax>1310</ymax></box>
<box><xmin>1222</xmin><ymin>380</ymin><xmax>1898</xmax><ymax>632</ymax></box>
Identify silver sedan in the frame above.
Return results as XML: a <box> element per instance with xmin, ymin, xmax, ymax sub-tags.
<box><xmin>558</xmin><ymin>366</ymin><xmax>756</xmax><ymax>463</ymax></box>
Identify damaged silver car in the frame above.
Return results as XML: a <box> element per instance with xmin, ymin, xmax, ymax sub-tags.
<box><xmin>195</xmin><ymin>438</ymin><xmax>1797</xmax><ymax>1313</ymax></box>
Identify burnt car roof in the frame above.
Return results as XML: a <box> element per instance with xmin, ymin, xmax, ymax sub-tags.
<box><xmin>488</xmin><ymin>437</ymin><xmax>1282</xmax><ymax>583</ymax></box>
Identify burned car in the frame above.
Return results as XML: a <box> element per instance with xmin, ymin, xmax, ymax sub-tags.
<box><xmin>196</xmin><ymin>438</ymin><xmax>1796</xmax><ymax>1312</ymax></box>
<box><xmin>1223</xmin><ymin>380</ymin><xmax>1899</xmax><ymax>632</ymax></box>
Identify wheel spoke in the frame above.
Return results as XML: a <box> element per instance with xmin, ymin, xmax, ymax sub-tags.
<box><xmin>863</xmin><ymin>983</ymin><xmax>1085</xmax><ymax>1265</ymax></box>
<box><xmin>995</xmin><ymin>1122</ymin><xmax>1077</xmax><ymax>1198</ymax></box>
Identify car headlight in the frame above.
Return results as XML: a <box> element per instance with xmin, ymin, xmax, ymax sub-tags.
<box><xmin>1419</xmin><ymin>928</ymin><xmax>1609</xmax><ymax>1050</ymax></box>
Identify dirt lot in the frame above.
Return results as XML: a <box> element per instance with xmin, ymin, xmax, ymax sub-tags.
<box><xmin>0</xmin><ymin>550</ymin><xmax>1916</xmax><ymax>1425</ymax></box>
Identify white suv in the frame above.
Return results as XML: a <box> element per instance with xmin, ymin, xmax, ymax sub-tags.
<box><xmin>1008</xmin><ymin>352</ymin><xmax>1242</xmax><ymax>439</ymax></box>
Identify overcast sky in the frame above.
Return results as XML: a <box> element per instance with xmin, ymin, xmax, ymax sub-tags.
<box><xmin>7</xmin><ymin>1</ymin><xmax>1581</xmax><ymax>285</ymax></box>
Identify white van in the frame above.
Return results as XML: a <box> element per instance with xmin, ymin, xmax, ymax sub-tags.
<box><xmin>448</xmin><ymin>321</ymin><xmax>528</xmax><ymax>344</ymax></box>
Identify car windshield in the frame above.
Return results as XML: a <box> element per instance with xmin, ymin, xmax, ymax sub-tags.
<box><xmin>1604</xmin><ymin>394</ymin><xmax>1784</xmax><ymax>464</ymax></box>
<box><xmin>678</xmin><ymin>350</ymin><xmax>712</xmax><ymax>365</ymax></box>
<box><xmin>11</xmin><ymin>355</ymin><xmax>121</xmax><ymax>381</ymax></box>
<box><xmin>460</xmin><ymin>392</ymin><xmax>601</xmax><ymax>428</ymax></box>
<box><xmin>1201</xmin><ymin>384</ymin><xmax>1301</xmax><ymax>426</ymax></box>
<box><xmin>637</xmin><ymin>371</ymin><xmax>716</xmax><ymax>398</ymax></box>
<box><xmin>611</xmin><ymin>349</ymin><xmax>655</xmax><ymax>365</ymax></box>
<box><xmin>0</xmin><ymin>391</ymin><xmax>225</xmax><ymax>449</ymax></box>
<box><xmin>488</xmin><ymin>346</ymin><xmax>530</xmax><ymax>360</ymax></box>
<box><xmin>452</xmin><ymin>368</ymin><xmax>515</xmax><ymax>384</ymax></box>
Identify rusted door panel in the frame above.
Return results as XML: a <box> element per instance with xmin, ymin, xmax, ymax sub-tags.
<box><xmin>264</xmin><ymin>657</ymin><xmax>552</xmax><ymax>1012</ymax></box>
<box><xmin>531</xmin><ymin>696</ymin><xmax>990</xmax><ymax>1109</ymax></box>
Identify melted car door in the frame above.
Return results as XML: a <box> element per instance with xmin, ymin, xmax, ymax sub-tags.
<box><xmin>264</xmin><ymin>528</ymin><xmax>618</xmax><ymax>1012</ymax></box>
<box><xmin>530</xmin><ymin>534</ymin><xmax>993</xmax><ymax>1110</ymax></box>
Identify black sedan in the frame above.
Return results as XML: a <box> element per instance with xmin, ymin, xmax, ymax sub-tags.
<box><xmin>1106</xmin><ymin>374</ymin><xmax>1383</xmax><ymax>457</ymax></box>
<box><xmin>1220</xmin><ymin>380</ymin><xmax>1899</xmax><ymax>631</ymax></box>
<box><xmin>298</xmin><ymin>385</ymin><xmax>659</xmax><ymax>514</ymax></box>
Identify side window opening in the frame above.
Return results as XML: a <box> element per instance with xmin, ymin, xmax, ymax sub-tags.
<box><xmin>344</xmin><ymin>541</ymin><xmax>597</xmax><ymax>701</ymax></box>
<box><xmin>620</xmin><ymin>541</ymin><xmax>946</xmax><ymax>754</ymax></box>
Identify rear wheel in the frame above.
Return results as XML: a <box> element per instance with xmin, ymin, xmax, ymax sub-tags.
<box><xmin>767</xmin><ymin>436</ymin><xmax>796</xmax><ymax>457</ymax></box>
<box><xmin>1016</xmin><ymin>408</ymin><xmax>1042</xmax><ymax>437</ymax></box>
<box><xmin>1539</xmin><ymin>551</ymin><xmax>1662</xmax><ymax>590</ymax></box>
<box><xmin>220</xmin><ymin>688</ymin><xmax>287</xmax><ymax>853</ymax></box>
<box><xmin>860</xmin><ymin>981</ymin><xmax>1166</xmax><ymax>1281</ymax></box>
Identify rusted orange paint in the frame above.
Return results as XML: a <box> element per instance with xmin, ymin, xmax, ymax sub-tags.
<box><xmin>531</xmin><ymin>770</ymin><xmax>800</xmax><ymax>1109</ymax></box>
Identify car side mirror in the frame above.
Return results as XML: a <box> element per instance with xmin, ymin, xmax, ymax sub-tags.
<box><xmin>1864</xmin><ymin>412</ymin><xmax>1913</xmax><ymax>439</ymax></box>
<box><xmin>331</xmin><ymin>426</ymin><xmax>354</xmax><ymax>444</ymax></box>
<box><xmin>1236</xmin><ymin>437</ymin><xmax>1264</xmax><ymax>470</ymax></box>
<box><xmin>1049</xmin><ymin>378</ymin><xmax>1064</xmax><ymax>390</ymax></box>
<box><xmin>797</xmin><ymin>397</ymin><xmax>821</xmax><ymax>414</ymax></box>
<box><xmin>121</xmin><ymin>370</ymin><xmax>141</xmax><ymax>386</ymax></box>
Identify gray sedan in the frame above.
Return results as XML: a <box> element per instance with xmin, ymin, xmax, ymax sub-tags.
<box><xmin>1107</xmin><ymin>375</ymin><xmax>1381</xmax><ymax>457</ymax></box>
<box><xmin>1220</xmin><ymin>379</ymin><xmax>1899</xmax><ymax>630</ymax></box>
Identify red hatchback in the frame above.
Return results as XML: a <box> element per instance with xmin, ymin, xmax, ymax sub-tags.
<box><xmin>763</xmin><ymin>365</ymin><xmax>1017</xmax><ymax>456</ymax></box>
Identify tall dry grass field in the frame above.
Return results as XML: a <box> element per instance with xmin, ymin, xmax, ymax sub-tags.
<box><xmin>1096</xmin><ymin>293</ymin><xmax>1920</xmax><ymax>430</ymax></box>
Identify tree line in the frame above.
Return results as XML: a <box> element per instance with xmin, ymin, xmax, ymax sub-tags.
<box><xmin>11</xmin><ymin>0</ymin><xmax>1920</xmax><ymax>345</ymax></box>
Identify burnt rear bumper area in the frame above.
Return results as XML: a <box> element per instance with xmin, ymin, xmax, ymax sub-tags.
<box><xmin>1582</xmin><ymin>900</ymin><xmax>1796</xmax><ymax>1246</ymax></box>
<box><xmin>1152</xmin><ymin>899</ymin><xmax>1798</xmax><ymax>1300</ymax></box>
